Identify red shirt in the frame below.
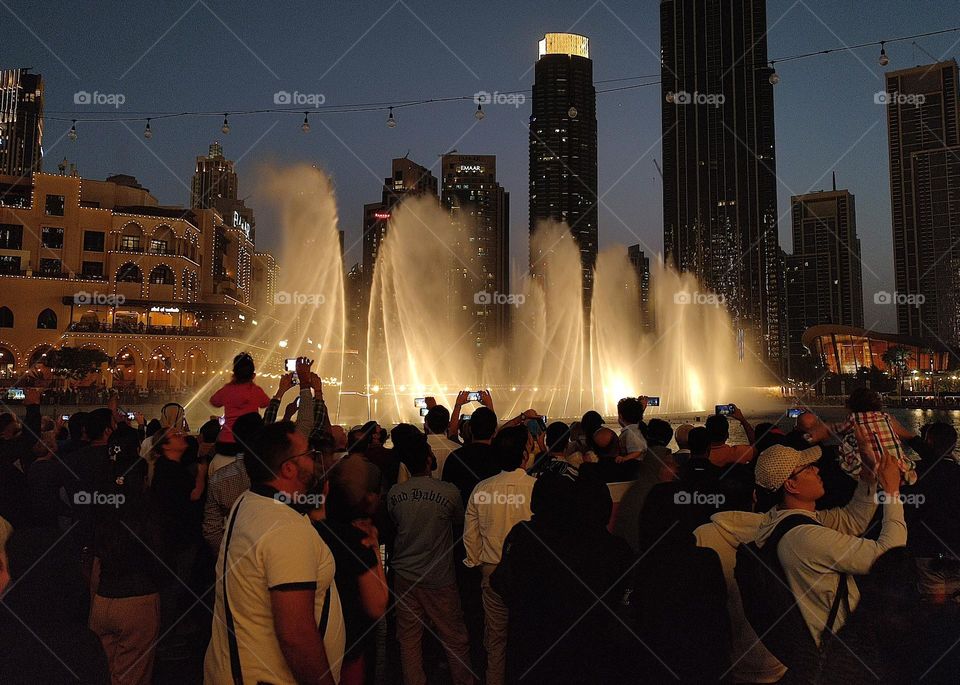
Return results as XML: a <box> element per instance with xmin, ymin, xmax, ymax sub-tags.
<box><xmin>210</xmin><ymin>381</ymin><xmax>271</xmax><ymax>443</ymax></box>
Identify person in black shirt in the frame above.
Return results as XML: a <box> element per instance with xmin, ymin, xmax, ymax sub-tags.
<box><xmin>442</xmin><ymin>407</ymin><xmax>500</xmax><ymax>507</ymax></box>
<box><xmin>150</xmin><ymin>428</ymin><xmax>201</xmax><ymax>647</ymax></box>
<box><xmin>90</xmin><ymin>430</ymin><xmax>163</xmax><ymax>685</ymax></box>
<box><xmin>904</xmin><ymin>422</ymin><xmax>960</xmax><ymax>603</ymax></box>
<box><xmin>580</xmin><ymin>427</ymin><xmax>641</xmax><ymax>483</ymax></box>
<box><xmin>314</xmin><ymin>453</ymin><xmax>388</xmax><ymax>685</ymax></box>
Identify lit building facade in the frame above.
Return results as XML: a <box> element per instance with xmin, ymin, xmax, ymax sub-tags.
<box><xmin>0</xmin><ymin>68</ymin><xmax>43</xmax><ymax>177</ymax></box>
<box><xmin>802</xmin><ymin>324</ymin><xmax>951</xmax><ymax>376</ymax></box>
<box><xmin>0</xmin><ymin>170</ymin><xmax>266</xmax><ymax>390</ymax></box>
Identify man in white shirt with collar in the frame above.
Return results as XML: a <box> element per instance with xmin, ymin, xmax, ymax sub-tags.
<box><xmin>464</xmin><ymin>425</ymin><xmax>536</xmax><ymax>685</ymax></box>
<box><xmin>204</xmin><ymin>421</ymin><xmax>345</xmax><ymax>685</ymax></box>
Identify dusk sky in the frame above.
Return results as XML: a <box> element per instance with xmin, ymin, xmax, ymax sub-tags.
<box><xmin>4</xmin><ymin>0</ymin><xmax>959</xmax><ymax>331</ymax></box>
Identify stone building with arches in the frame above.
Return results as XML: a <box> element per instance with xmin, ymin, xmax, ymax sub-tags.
<box><xmin>0</xmin><ymin>170</ymin><xmax>274</xmax><ymax>391</ymax></box>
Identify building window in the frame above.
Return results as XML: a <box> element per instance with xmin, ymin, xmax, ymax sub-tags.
<box><xmin>41</xmin><ymin>227</ymin><xmax>64</xmax><ymax>249</ymax></box>
<box><xmin>149</xmin><ymin>265</ymin><xmax>174</xmax><ymax>285</ymax></box>
<box><xmin>0</xmin><ymin>255</ymin><xmax>20</xmax><ymax>274</ymax></box>
<box><xmin>120</xmin><ymin>235</ymin><xmax>141</xmax><ymax>251</ymax></box>
<box><xmin>0</xmin><ymin>306</ymin><xmax>11</xmax><ymax>327</ymax></box>
<box><xmin>0</xmin><ymin>224</ymin><xmax>23</xmax><ymax>249</ymax></box>
<box><xmin>149</xmin><ymin>239</ymin><xmax>168</xmax><ymax>254</ymax></box>
<box><xmin>116</xmin><ymin>263</ymin><xmax>142</xmax><ymax>282</ymax></box>
<box><xmin>81</xmin><ymin>261</ymin><xmax>104</xmax><ymax>278</ymax></box>
<box><xmin>45</xmin><ymin>194</ymin><xmax>65</xmax><ymax>216</ymax></box>
<box><xmin>37</xmin><ymin>309</ymin><xmax>57</xmax><ymax>330</ymax></box>
<box><xmin>39</xmin><ymin>258</ymin><xmax>62</xmax><ymax>275</ymax></box>
<box><xmin>83</xmin><ymin>230</ymin><xmax>105</xmax><ymax>252</ymax></box>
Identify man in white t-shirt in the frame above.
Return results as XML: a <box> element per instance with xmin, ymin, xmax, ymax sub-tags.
<box><xmin>204</xmin><ymin>421</ymin><xmax>345</xmax><ymax>685</ymax></box>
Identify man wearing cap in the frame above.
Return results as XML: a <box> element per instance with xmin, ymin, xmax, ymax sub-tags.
<box><xmin>752</xmin><ymin>425</ymin><xmax>906</xmax><ymax>647</ymax></box>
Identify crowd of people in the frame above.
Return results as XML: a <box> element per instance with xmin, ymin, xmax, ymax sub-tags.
<box><xmin>0</xmin><ymin>354</ymin><xmax>958</xmax><ymax>684</ymax></box>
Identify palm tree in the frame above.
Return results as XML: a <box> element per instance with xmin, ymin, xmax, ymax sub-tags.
<box><xmin>881</xmin><ymin>346</ymin><xmax>912</xmax><ymax>399</ymax></box>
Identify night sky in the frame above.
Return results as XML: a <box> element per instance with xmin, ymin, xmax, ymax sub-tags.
<box><xmin>4</xmin><ymin>0</ymin><xmax>958</xmax><ymax>331</ymax></box>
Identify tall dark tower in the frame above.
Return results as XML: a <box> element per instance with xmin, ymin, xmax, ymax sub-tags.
<box><xmin>885</xmin><ymin>60</ymin><xmax>960</xmax><ymax>344</ymax></box>
<box><xmin>0</xmin><ymin>68</ymin><xmax>44</xmax><ymax>176</ymax></box>
<box><xmin>661</xmin><ymin>0</ymin><xmax>783</xmax><ymax>368</ymax></box>
<box><xmin>529</xmin><ymin>33</ymin><xmax>598</xmax><ymax>309</ymax></box>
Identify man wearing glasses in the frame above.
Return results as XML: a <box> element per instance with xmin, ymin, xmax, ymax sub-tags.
<box><xmin>751</xmin><ymin>427</ymin><xmax>906</xmax><ymax>649</ymax></box>
<box><xmin>204</xmin><ymin>421</ymin><xmax>345</xmax><ymax>685</ymax></box>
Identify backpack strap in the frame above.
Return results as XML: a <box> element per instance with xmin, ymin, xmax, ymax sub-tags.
<box><xmin>221</xmin><ymin>495</ymin><xmax>246</xmax><ymax>685</ymax></box>
<box><xmin>767</xmin><ymin>513</ymin><xmax>821</xmax><ymax>554</ymax></box>
<box><xmin>823</xmin><ymin>571</ymin><xmax>850</xmax><ymax>638</ymax></box>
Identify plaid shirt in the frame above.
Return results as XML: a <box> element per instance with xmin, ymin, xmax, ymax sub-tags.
<box><xmin>202</xmin><ymin>457</ymin><xmax>250</xmax><ymax>552</ymax></box>
<box><xmin>833</xmin><ymin>411</ymin><xmax>917</xmax><ymax>485</ymax></box>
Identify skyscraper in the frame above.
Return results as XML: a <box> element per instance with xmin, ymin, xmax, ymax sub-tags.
<box><xmin>529</xmin><ymin>33</ymin><xmax>598</xmax><ymax>308</ymax></box>
<box><xmin>190</xmin><ymin>142</ymin><xmax>255</xmax><ymax>294</ymax></box>
<box><xmin>441</xmin><ymin>154</ymin><xmax>510</xmax><ymax>352</ymax></box>
<box><xmin>785</xmin><ymin>188</ymin><xmax>863</xmax><ymax>378</ymax></box>
<box><xmin>0</xmin><ymin>68</ymin><xmax>44</xmax><ymax>177</ymax></box>
<box><xmin>361</xmin><ymin>157</ymin><xmax>439</xmax><ymax>301</ymax></box>
<box><xmin>661</xmin><ymin>0</ymin><xmax>783</xmax><ymax>367</ymax></box>
<box><xmin>885</xmin><ymin>60</ymin><xmax>960</xmax><ymax>344</ymax></box>
<box><xmin>628</xmin><ymin>244</ymin><xmax>652</xmax><ymax>331</ymax></box>
<box><xmin>190</xmin><ymin>142</ymin><xmax>236</xmax><ymax>209</ymax></box>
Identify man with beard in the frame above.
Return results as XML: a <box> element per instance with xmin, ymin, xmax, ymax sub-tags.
<box><xmin>204</xmin><ymin>421</ymin><xmax>345</xmax><ymax>685</ymax></box>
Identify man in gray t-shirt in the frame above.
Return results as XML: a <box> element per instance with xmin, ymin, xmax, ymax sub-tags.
<box><xmin>387</xmin><ymin>433</ymin><xmax>475</xmax><ymax>685</ymax></box>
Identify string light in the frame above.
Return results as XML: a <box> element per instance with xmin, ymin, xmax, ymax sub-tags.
<box><xmin>143</xmin><ymin>118</ymin><xmax>152</xmax><ymax>139</ymax></box>
<box><xmin>475</xmin><ymin>103</ymin><xmax>485</xmax><ymax>120</ymax></box>
<box><xmin>38</xmin><ymin>24</ymin><xmax>960</xmax><ymax>135</ymax></box>
<box><xmin>878</xmin><ymin>41</ymin><xmax>889</xmax><ymax>66</ymax></box>
<box><xmin>301</xmin><ymin>112</ymin><xmax>310</xmax><ymax>133</ymax></box>
<box><xmin>568</xmin><ymin>106</ymin><xmax>578</xmax><ymax>118</ymax></box>
<box><xmin>768</xmin><ymin>62</ymin><xmax>780</xmax><ymax>85</ymax></box>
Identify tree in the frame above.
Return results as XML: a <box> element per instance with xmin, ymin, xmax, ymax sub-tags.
<box><xmin>43</xmin><ymin>347</ymin><xmax>112</xmax><ymax>381</ymax></box>
<box><xmin>881</xmin><ymin>346</ymin><xmax>912</xmax><ymax>398</ymax></box>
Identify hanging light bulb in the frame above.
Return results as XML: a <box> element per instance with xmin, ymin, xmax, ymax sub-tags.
<box><xmin>568</xmin><ymin>105</ymin><xmax>578</xmax><ymax>118</ymax></box>
<box><xmin>386</xmin><ymin>106</ymin><xmax>396</xmax><ymax>128</ymax></box>
<box><xmin>878</xmin><ymin>42</ymin><xmax>889</xmax><ymax>67</ymax></box>
<box><xmin>143</xmin><ymin>118</ymin><xmax>152</xmax><ymax>139</ymax></box>
<box><xmin>475</xmin><ymin>103</ymin><xmax>485</xmax><ymax>120</ymax></box>
<box><xmin>301</xmin><ymin>112</ymin><xmax>311</xmax><ymax>133</ymax></box>
<box><xmin>221</xmin><ymin>114</ymin><xmax>230</xmax><ymax>134</ymax></box>
<box><xmin>768</xmin><ymin>63</ymin><xmax>780</xmax><ymax>85</ymax></box>
<box><xmin>68</xmin><ymin>120</ymin><xmax>77</xmax><ymax>141</ymax></box>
